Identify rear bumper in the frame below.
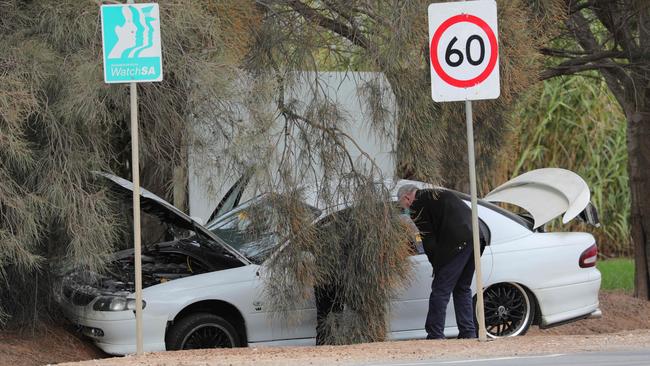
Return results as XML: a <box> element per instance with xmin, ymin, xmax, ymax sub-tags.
<box><xmin>539</xmin><ymin>307</ymin><xmax>601</xmax><ymax>329</ymax></box>
<box><xmin>536</xmin><ymin>276</ymin><xmax>601</xmax><ymax>327</ymax></box>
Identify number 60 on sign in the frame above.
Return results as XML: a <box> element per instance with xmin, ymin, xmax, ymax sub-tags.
<box><xmin>428</xmin><ymin>0</ymin><xmax>500</xmax><ymax>102</ymax></box>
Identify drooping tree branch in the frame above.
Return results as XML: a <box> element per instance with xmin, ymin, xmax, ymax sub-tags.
<box><xmin>284</xmin><ymin>0</ymin><xmax>372</xmax><ymax>50</ymax></box>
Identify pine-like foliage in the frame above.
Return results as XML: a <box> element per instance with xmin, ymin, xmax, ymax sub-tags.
<box><xmin>233</xmin><ymin>0</ymin><xmax>557</xmax><ymax>344</ymax></box>
<box><xmin>248</xmin><ymin>0</ymin><xmax>560</xmax><ymax>189</ymax></box>
<box><xmin>0</xmin><ymin>0</ymin><xmax>257</xmax><ymax>327</ymax></box>
<box><xmin>1</xmin><ymin>0</ymin><xmax>557</xmax><ymax>345</ymax></box>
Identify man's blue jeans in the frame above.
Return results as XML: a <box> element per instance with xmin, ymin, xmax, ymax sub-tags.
<box><xmin>425</xmin><ymin>242</ymin><xmax>477</xmax><ymax>339</ymax></box>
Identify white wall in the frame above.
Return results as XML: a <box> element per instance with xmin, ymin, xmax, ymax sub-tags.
<box><xmin>188</xmin><ymin>72</ymin><xmax>397</xmax><ymax>221</ymax></box>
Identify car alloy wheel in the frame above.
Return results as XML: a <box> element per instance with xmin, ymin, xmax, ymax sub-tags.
<box><xmin>166</xmin><ymin>313</ymin><xmax>241</xmax><ymax>350</ymax></box>
<box><xmin>181</xmin><ymin>322</ymin><xmax>235</xmax><ymax>349</ymax></box>
<box><xmin>481</xmin><ymin>282</ymin><xmax>534</xmax><ymax>337</ymax></box>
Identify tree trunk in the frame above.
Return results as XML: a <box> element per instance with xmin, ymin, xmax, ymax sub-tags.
<box><xmin>624</xmin><ymin>1</ymin><xmax>650</xmax><ymax>299</ymax></box>
<box><xmin>627</xmin><ymin>108</ymin><xmax>650</xmax><ymax>300</ymax></box>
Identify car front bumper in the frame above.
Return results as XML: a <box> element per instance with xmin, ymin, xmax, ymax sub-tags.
<box><xmin>72</xmin><ymin>315</ymin><xmax>168</xmax><ymax>355</ymax></box>
<box><xmin>58</xmin><ymin>296</ymin><xmax>169</xmax><ymax>355</ymax></box>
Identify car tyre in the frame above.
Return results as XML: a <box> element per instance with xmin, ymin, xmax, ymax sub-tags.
<box><xmin>166</xmin><ymin>312</ymin><xmax>241</xmax><ymax>350</ymax></box>
<box><xmin>478</xmin><ymin>282</ymin><xmax>535</xmax><ymax>338</ymax></box>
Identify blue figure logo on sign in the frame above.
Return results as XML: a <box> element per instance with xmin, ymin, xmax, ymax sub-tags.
<box><xmin>101</xmin><ymin>4</ymin><xmax>163</xmax><ymax>83</ymax></box>
<box><xmin>108</xmin><ymin>6</ymin><xmax>158</xmax><ymax>59</ymax></box>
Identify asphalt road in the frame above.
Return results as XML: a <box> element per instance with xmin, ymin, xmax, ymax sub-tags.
<box><xmin>364</xmin><ymin>350</ymin><xmax>650</xmax><ymax>366</ymax></box>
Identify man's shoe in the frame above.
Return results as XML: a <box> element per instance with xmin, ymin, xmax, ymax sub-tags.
<box><xmin>426</xmin><ymin>334</ymin><xmax>445</xmax><ymax>340</ymax></box>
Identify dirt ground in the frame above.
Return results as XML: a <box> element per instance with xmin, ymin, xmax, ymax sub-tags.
<box><xmin>2</xmin><ymin>291</ymin><xmax>649</xmax><ymax>366</ymax></box>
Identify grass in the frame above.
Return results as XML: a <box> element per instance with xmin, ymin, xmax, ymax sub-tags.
<box><xmin>597</xmin><ymin>258</ymin><xmax>634</xmax><ymax>293</ymax></box>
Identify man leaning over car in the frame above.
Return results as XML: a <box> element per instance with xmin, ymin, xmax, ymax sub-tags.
<box><xmin>398</xmin><ymin>184</ymin><xmax>488</xmax><ymax>339</ymax></box>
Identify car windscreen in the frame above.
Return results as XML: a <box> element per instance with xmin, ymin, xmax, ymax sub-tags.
<box><xmin>207</xmin><ymin>197</ymin><xmax>321</xmax><ymax>263</ymax></box>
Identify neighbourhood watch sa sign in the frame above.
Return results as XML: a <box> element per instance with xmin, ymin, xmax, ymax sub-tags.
<box><xmin>101</xmin><ymin>3</ymin><xmax>163</xmax><ymax>83</ymax></box>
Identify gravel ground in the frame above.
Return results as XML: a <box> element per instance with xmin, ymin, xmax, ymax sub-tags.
<box><xmin>57</xmin><ymin>330</ymin><xmax>650</xmax><ymax>366</ymax></box>
<box><xmin>57</xmin><ymin>291</ymin><xmax>650</xmax><ymax>366</ymax></box>
<box><xmin>1</xmin><ymin>291</ymin><xmax>646</xmax><ymax>366</ymax></box>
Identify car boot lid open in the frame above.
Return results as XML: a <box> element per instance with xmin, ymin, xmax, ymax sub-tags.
<box><xmin>484</xmin><ymin>168</ymin><xmax>599</xmax><ymax>229</ymax></box>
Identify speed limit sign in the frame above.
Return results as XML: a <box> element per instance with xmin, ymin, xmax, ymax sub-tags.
<box><xmin>428</xmin><ymin>0</ymin><xmax>500</xmax><ymax>102</ymax></box>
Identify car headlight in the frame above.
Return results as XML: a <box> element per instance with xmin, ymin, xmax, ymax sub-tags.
<box><xmin>93</xmin><ymin>296</ymin><xmax>146</xmax><ymax>311</ymax></box>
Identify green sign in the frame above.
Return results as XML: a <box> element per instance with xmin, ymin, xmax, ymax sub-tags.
<box><xmin>101</xmin><ymin>3</ymin><xmax>163</xmax><ymax>83</ymax></box>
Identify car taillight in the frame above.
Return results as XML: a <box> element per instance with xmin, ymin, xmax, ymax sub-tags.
<box><xmin>579</xmin><ymin>244</ymin><xmax>598</xmax><ymax>268</ymax></box>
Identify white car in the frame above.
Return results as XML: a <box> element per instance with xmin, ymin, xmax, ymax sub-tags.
<box><xmin>57</xmin><ymin>168</ymin><xmax>601</xmax><ymax>355</ymax></box>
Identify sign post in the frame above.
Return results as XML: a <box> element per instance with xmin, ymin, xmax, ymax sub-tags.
<box><xmin>101</xmin><ymin>1</ymin><xmax>163</xmax><ymax>355</ymax></box>
<box><xmin>428</xmin><ymin>0</ymin><xmax>500</xmax><ymax>341</ymax></box>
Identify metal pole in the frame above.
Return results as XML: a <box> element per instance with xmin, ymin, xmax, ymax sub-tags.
<box><xmin>130</xmin><ymin>80</ymin><xmax>144</xmax><ymax>355</ymax></box>
<box><xmin>466</xmin><ymin>100</ymin><xmax>487</xmax><ymax>341</ymax></box>
<box><xmin>126</xmin><ymin>1</ymin><xmax>144</xmax><ymax>356</ymax></box>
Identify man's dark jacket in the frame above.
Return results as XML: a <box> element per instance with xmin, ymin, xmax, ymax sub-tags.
<box><xmin>409</xmin><ymin>189</ymin><xmax>489</xmax><ymax>271</ymax></box>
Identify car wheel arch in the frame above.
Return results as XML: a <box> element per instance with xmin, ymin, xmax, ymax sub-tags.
<box><xmin>167</xmin><ymin>300</ymin><xmax>248</xmax><ymax>347</ymax></box>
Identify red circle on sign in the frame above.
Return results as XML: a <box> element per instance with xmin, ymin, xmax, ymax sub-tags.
<box><xmin>430</xmin><ymin>14</ymin><xmax>498</xmax><ymax>88</ymax></box>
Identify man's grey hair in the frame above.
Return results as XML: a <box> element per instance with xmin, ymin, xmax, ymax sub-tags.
<box><xmin>396</xmin><ymin>184</ymin><xmax>419</xmax><ymax>199</ymax></box>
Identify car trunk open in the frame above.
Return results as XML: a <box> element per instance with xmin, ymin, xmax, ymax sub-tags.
<box><xmin>484</xmin><ymin>168</ymin><xmax>600</xmax><ymax>229</ymax></box>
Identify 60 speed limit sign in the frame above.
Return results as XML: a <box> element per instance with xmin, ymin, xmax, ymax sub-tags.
<box><xmin>428</xmin><ymin>0</ymin><xmax>500</xmax><ymax>102</ymax></box>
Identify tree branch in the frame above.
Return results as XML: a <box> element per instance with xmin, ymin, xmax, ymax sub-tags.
<box><xmin>279</xmin><ymin>105</ymin><xmax>382</xmax><ymax>177</ymax></box>
<box><xmin>284</xmin><ymin>0</ymin><xmax>372</xmax><ymax>50</ymax></box>
<box><xmin>540</xmin><ymin>62</ymin><xmax>627</xmax><ymax>80</ymax></box>
<box><xmin>566</xmin><ymin>0</ymin><xmax>596</xmax><ymax>14</ymax></box>
<box><xmin>563</xmin><ymin>0</ymin><xmax>631</xmax><ymax>107</ymax></box>
<box><xmin>592</xmin><ymin>0</ymin><xmax>638</xmax><ymax>53</ymax></box>
<box><xmin>540</xmin><ymin>48</ymin><xmax>626</xmax><ymax>61</ymax></box>
<box><xmin>322</xmin><ymin>1</ymin><xmax>359</xmax><ymax>29</ymax></box>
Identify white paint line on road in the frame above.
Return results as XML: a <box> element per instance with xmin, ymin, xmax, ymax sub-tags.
<box><xmin>440</xmin><ymin>354</ymin><xmax>565</xmax><ymax>364</ymax></box>
<box><xmin>366</xmin><ymin>353</ymin><xmax>565</xmax><ymax>366</ymax></box>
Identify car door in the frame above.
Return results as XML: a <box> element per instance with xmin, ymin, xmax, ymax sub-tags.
<box><xmin>268</xmin><ymin>289</ymin><xmax>317</xmax><ymax>342</ymax></box>
<box><xmin>389</xmin><ymin>252</ymin><xmax>435</xmax><ymax>333</ymax></box>
<box><xmin>389</xmin><ymin>248</ymin><xmax>493</xmax><ymax>335</ymax></box>
<box><xmin>209</xmin><ymin>197</ymin><xmax>321</xmax><ymax>343</ymax></box>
